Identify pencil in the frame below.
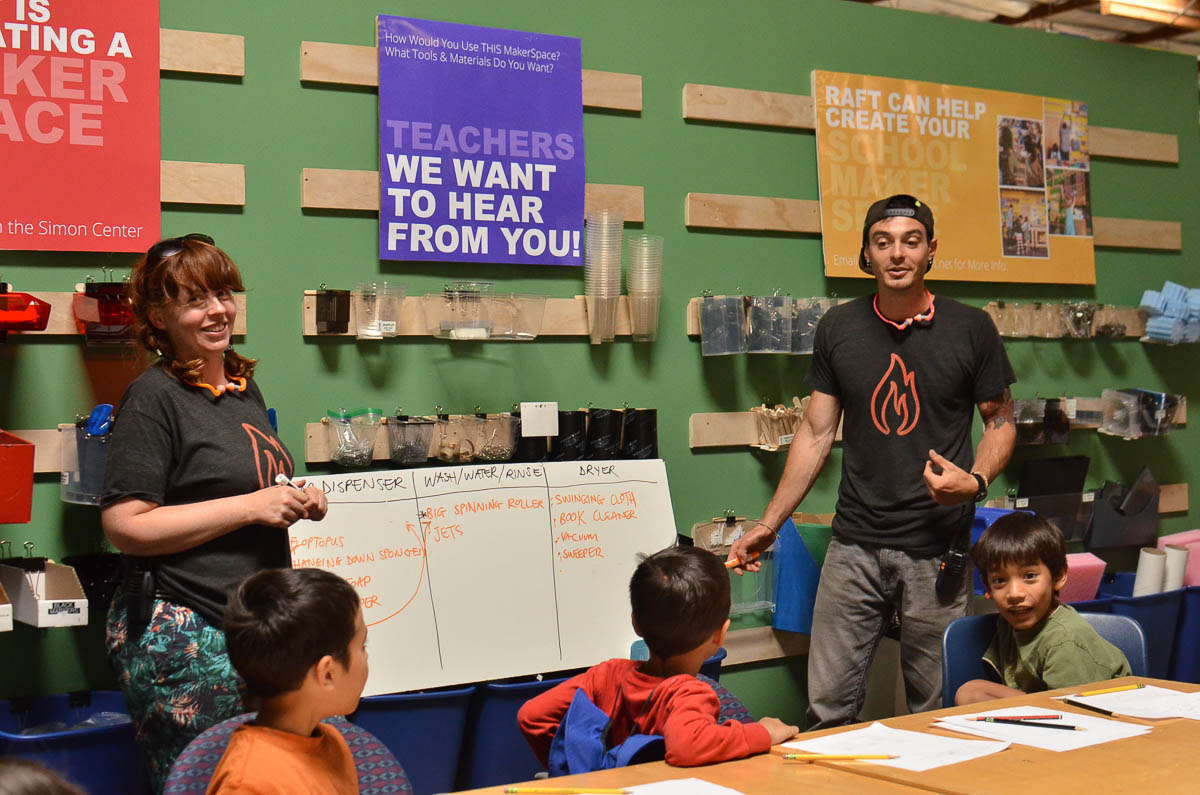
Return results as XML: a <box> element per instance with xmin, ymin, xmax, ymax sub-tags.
<box><xmin>975</xmin><ymin>718</ymin><xmax>1082</xmax><ymax>731</ymax></box>
<box><xmin>503</xmin><ymin>788</ymin><xmax>631</xmax><ymax>794</ymax></box>
<box><xmin>1064</xmin><ymin>698</ymin><xmax>1116</xmax><ymax>717</ymax></box>
<box><xmin>1078</xmin><ymin>683</ymin><xmax>1145</xmax><ymax>697</ymax></box>
<box><xmin>782</xmin><ymin>753</ymin><xmax>898</xmax><ymax>761</ymax></box>
<box><xmin>969</xmin><ymin>714</ymin><xmax>1060</xmax><ymax>721</ymax></box>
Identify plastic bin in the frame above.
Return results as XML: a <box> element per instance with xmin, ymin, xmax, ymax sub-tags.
<box><xmin>348</xmin><ymin>684</ymin><xmax>475</xmax><ymax>795</ymax></box>
<box><xmin>1110</xmin><ymin>588</ymin><xmax>1184</xmax><ymax>680</ymax></box>
<box><xmin>1169</xmin><ymin>586</ymin><xmax>1200</xmax><ymax>683</ymax></box>
<box><xmin>455</xmin><ymin>674</ymin><xmax>574</xmax><ymax>790</ymax></box>
<box><xmin>0</xmin><ymin>429</ymin><xmax>35</xmax><ymax>523</ymax></box>
<box><xmin>970</xmin><ymin>507</ymin><xmax>1016</xmax><ymax>595</ymax></box>
<box><xmin>1069</xmin><ymin>596</ymin><xmax>1114</xmax><ymax>614</ymax></box>
<box><xmin>0</xmin><ymin>690</ymin><xmax>147</xmax><ymax>795</ymax></box>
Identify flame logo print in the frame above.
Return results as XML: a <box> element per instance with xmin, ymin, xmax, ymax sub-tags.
<box><xmin>870</xmin><ymin>353</ymin><xmax>920</xmax><ymax>436</ymax></box>
<box><xmin>243</xmin><ymin>423</ymin><xmax>294</xmax><ymax>488</ymax></box>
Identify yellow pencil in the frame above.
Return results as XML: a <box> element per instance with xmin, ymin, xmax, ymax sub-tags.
<box><xmin>782</xmin><ymin>753</ymin><xmax>898</xmax><ymax>761</ymax></box>
<box><xmin>503</xmin><ymin>788</ymin><xmax>631</xmax><ymax>794</ymax></box>
<box><xmin>1078</xmin><ymin>683</ymin><xmax>1145</xmax><ymax>697</ymax></box>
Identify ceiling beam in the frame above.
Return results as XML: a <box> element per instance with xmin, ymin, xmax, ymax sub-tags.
<box><xmin>992</xmin><ymin>0</ymin><xmax>1097</xmax><ymax>25</ymax></box>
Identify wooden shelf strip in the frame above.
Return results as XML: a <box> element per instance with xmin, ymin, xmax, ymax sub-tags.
<box><xmin>981</xmin><ymin>301</ymin><xmax>1147</xmax><ymax>339</ymax></box>
<box><xmin>7</xmin><ymin>292</ymin><xmax>246</xmax><ymax>336</ymax></box>
<box><xmin>723</xmin><ymin>626</ymin><xmax>809</xmax><ymax>665</ymax></box>
<box><xmin>301</xmin><ymin>293</ymin><xmax>630</xmax><ymax>338</ymax></box>
<box><xmin>161</xmin><ymin>161</ymin><xmax>246</xmax><ymax>206</ymax></box>
<box><xmin>300</xmin><ymin>42</ymin><xmax>642</xmax><ymax>111</ymax></box>
<box><xmin>683</xmin><ymin>192</ymin><xmax>1179</xmax><ymax>251</ymax></box>
<box><xmin>681</xmin><ymin>83</ymin><xmax>1178</xmax><ymax>164</ymax></box>
<box><xmin>160</xmin><ymin>29</ymin><xmax>245</xmax><ymax>77</ymax></box>
<box><xmin>302</xmin><ymin>168</ymin><xmax>644</xmax><ymax>221</ymax></box>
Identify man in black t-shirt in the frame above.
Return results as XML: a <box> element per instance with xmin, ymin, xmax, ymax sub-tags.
<box><xmin>731</xmin><ymin>195</ymin><xmax>1016</xmax><ymax>729</ymax></box>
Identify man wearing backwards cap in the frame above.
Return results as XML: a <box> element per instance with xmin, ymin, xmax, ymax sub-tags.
<box><xmin>731</xmin><ymin>194</ymin><xmax>1016</xmax><ymax>729</ymax></box>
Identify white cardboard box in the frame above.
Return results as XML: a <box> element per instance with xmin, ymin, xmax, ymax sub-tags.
<box><xmin>0</xmin><ymin>580</ymin><xmax>12</xmax><ymax>632</ymax></box>
<box><xmin>0</xmin><ymin>561</ymin><xmax>88</xmax><ymax>628</ymax></box>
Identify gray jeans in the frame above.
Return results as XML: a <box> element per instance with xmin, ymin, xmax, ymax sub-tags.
<box><xmin>806</xmin><ymin>536</ymin><xmax>970</xmax><ymax>730</ymax></box>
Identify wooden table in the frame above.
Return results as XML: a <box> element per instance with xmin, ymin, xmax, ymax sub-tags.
<box><xmin>455</xmin><ymin>676</ymin><xmax>1199</xmax><ymax>794</ymax></box>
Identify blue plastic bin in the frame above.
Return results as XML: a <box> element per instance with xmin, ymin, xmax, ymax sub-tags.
<box><xmin>1168</xmin><ymin>586</ymin><xmax>1200</xmax><ymax>683</ymax></box>
<box><xmin>1069</xmin><ymin>596</ymin><xmax>1114</xmax><ymax>614</ymax></box>
<box><xmin>455</xmin><ymin>674</ymin><xmax>574</xmax><ymax>790</ymax></box>
<box><xmin>1097</xmin><ymin>571</ymin><xmax>1136</xmax><ymax>598</ymax></box>
<box><xmin>1110</xmin><ymin>588</ymin><xmax>1184</xmax><ymax>680</ymax></box>
<box><xmin>970</xmin><ymin>507</ymin><xmax>1016</xmax><ymax>595</ymax></box>
<box><xmin>348</xmin><ymin>685</ymin><xmax>474</xmax><ymax>795</ymax></box>
<box><xmin>629</xmin><ymin>641</ymin><xmax>727</xmax><ymax>681</ymax></box>
<box><xmin>0</xmin><ymin>690</ymin><xmax>148</xmax><ymax>795</ymax></box>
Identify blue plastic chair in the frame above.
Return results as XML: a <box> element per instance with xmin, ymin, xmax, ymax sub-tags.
<box><xmin>1168</xmin><ymin>586</ymin><xmax>1200</xmax><ymax>683</ymax></box>
<box><xmin>164</xmin><ymin>713</ymin><xmax>409</xmax><ymax>794</ymax></box>
<box><xmin>349</xmin><ymin>685</ymin><xmax>475</xmax><ymax>795</ymax></box>
<box><xmin>1078</xmin><ymin>613</ymin><xmax>1149</xmax><ymax>677</ymax></box>
<box><xmin>1110</xmin><ymin>589</ymin><xmax>1182</xmax><ymax>679</ymax></box>
<box><xmin>629</xmin><ymin>641</ymin><xmax>727</xmax><ymax>681</ymax></box>
<box><xmin>0</xmin><ymin>690</ymin><xmax>147</xmax><ymax>795</ymax></box>
<box><xmin>455</xmin><ymin>674</ymin><xmax>574</xmax><ymax>791</ymax></box>
<box><xmin>941</xmin><ymin>614</ymin><xmax>1000</xmax><ymax>708</ymax></box>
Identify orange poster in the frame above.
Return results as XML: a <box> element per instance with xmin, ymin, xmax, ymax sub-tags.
<box><xmin>813</xmin><ymin>71</ymin><xmax>1094</xmax><ymax>284</ymax></box>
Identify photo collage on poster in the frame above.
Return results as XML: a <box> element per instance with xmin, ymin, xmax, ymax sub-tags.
<box><xmin>996</xmin><ymin>99</ymin><xmax>1091</xmax><ymax>259</ymax></box>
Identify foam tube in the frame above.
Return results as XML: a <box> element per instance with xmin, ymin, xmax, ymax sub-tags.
<box><xmin>1132</xmin><ymin>547</ymin><xmax>1167</xmax><ymax>596</ymax></box>
<box><xmin>1163</xmin><ymin>544</ymin><xmax>1191</xmax><ymax>591</ymax></box>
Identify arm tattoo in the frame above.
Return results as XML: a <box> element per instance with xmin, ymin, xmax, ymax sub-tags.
<box><xmin>980</xmin><ymin>388</ymin><xmax>1014</xmax><ymax>431</ymax></box>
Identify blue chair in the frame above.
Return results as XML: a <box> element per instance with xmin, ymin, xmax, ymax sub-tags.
<box><xmin>1168</xmin><ymin>586</ymin><xmax>1200</xmax><ymax>683</ymax></box>
<box><xmin>455</xmin><ymin>674</ymin><xmax>574</xmax><ymax>791</ymax></box>
<box><xmin>348</xmin><ymin>685</ymin><xmax>474</xmax><ymax>795</ymax></box>
<box><xmin>1078</xmin><ymin>613</ymin><xmax>1148</xmax><ymax>677</ymax></box>
<box><xmin>941</xmin><ymin>614</ymin><xmax>1000</xmax><ymax>708</ymax></box>
<box><xmin>164</xmin><ymin>713</ymin><xmax>409</xmax><ymax>793</ymax></box>
<box><xmin>1110</xmin><ymin>589</ymin><xmax>1182</xmax><ymax>679</ymax></box>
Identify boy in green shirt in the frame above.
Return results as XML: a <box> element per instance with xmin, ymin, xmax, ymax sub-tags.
<box><xmin>956</xmin><ymin>512</ymin><xmax>1131</xmax><ymax>705</ymax></box>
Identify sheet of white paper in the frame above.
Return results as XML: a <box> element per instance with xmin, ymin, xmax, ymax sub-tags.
<box><xmin>782</xmin><ymin>721</ymin><xmax>1009</xmax><ymax>772</ymax></box>
<box><xmin>1056</xmin><ymin>685</ymin><xmax>1200</xmax><ymax>720</ymax></box>
<box><xmin>936</xmin><ymin>705</ymin><xmax>1150</xmax><ymax>752</ymax></box>
<box><xmin>519</xmin><ymin>401</ymin><xmax>559</xmax><ymax>436</ymax></box>
<box><xmin>629</xmin><ymin>779</ymin><xmax>749</xmax><ymax>795</ymax></box>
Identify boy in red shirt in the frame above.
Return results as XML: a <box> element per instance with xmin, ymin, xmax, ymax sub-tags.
<box><xmin>518</xmin><ymin>546</ymin><xmax>797</xmax><ymax>768</ymax></box>
<box><xmin>207</xmin><ymin>568</ymin><xmax>369</xmax><ymax>794</ymax></box>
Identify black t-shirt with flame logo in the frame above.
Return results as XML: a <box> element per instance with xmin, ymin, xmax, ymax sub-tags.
<box><xmin>102</xmin><ymin>366</ymin><xmax>295</xmax><ymax>627</ymax></box>
<box><xmin>807</xmin><ymin>295</ymin><xmax>1015</xmax><ymax>554</ymax></box>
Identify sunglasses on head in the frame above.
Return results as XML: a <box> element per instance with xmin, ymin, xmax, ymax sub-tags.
<box><xmin>146</xmin><ymin>233</ymin><xmax>215</xmax><ymax>264</ymax></box>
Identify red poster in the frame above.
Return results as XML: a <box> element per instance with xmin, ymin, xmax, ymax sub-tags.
<box><xmin>0</xmin><ymin>0</ymin><xmax>160</xmax><ymax>252</ymax></box>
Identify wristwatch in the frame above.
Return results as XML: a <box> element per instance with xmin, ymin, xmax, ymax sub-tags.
<box><xmin>971</xmin><ymin>472</ymin><xmax>988</xmax><ymax>503</ymax></box>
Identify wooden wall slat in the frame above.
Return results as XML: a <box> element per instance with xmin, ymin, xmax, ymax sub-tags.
<box><xmin>682</xmin><ymin>83</ymin><xmax>813</xmax><ymax>129</ymax></box>
<box><xmin>1092</xmin><ymin>217</ymin><xmax>1182</xmax><ymax>250</ymax></box>
<box><xmin>161</xmin><ymin>161</ymin><xmax>246</xmax><ymax>206</ymax></box>
<box><xmin>685</xmin><ymin>193</ymin><xmax>1178</xmax><ymax>251</ymax></box>
<box><xmin>685</xmin><ymin>193</ymin><xmax>820</xmax><ymax>233</ymax></box>
<box><xmin>160</xmin><ymin>29</ymin><xmax>245</xmax><ymax>76</ymax></box>
<box><xmin>1091</xmin><ymin>126</ymin><xmax>1179</xmax><ymax>164</ymax></box>
<box><xmin>302</xmin><ymin>168</ymin><xmax>644</xmax><ymax>220</ymax></box>
<box><xmin>681</xmin><ymin>83</ymin><xmax>1178</xmax><ymax>164</ymax></box>
<box><xmin>299</xmin><ymin>42</ymin><xmax>642</xmax><ymax>110</ymax></box>
<box><xmin>8</xmin><ymin>293</ymin><xmax>246</xmax><ymax>336</ymax></box>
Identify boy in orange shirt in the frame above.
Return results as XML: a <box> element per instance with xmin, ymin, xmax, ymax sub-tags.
<box><xmin>207</xmin><ymin>568</ymin><xmax>368</xmax><ymax>794</ymax></box>
<box><xmin>518</xmin><ymin>546</ymin><xmax>797</xmax><ymax>769</ymax></box>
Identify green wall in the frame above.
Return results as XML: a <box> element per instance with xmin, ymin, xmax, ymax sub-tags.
<box><xmin>2</xmin><ymin>1</ymin><xmax>1197</xmax><ymax>725</ymax></box>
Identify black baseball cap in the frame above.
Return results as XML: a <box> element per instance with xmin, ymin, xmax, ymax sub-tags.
<box><xmin>859</xmin><ymin>194</ymin><xmax>935</xmax><ymax>272</ymax></box>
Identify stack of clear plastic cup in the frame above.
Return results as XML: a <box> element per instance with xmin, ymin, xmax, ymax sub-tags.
<box><xmin>354</xmin><ymin>281</ymin><xmax>404</xmax><ymax>339</ymax></box>
<box><xmin>585</xmin><ymin>209</ymin><xmax>624</xmax><ymax>344</ymax></box>
<box><xmin>625</xmin><ymin>234</ymin><xmax>663</xmax><ymax>342</ymax></box>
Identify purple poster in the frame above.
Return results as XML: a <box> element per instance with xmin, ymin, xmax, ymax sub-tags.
<box><xmin>377</xmin><ymin>16</ymin><xmax>584</xmax><ymax>265</ymax></box>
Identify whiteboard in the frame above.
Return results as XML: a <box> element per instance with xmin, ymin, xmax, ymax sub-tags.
<box><xmin>289</xmin><ymin>459</ymin><xmax>677</xmax><ymax>695</ymax></box>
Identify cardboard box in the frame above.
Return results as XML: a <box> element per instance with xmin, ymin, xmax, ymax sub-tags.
<box><xmin>0</xmin><ymin>580</ymin><xmax>12</xmax><ymax>632</ymax></box>
<box><xmin>0</xmin><ymin>429</ymin><xmax>35</xmax><ymax>523</ymax></box>
<box><xmin>0</xmin><ymin>562</ymin><xmax>88</xmax><ymax>628</ymax></box>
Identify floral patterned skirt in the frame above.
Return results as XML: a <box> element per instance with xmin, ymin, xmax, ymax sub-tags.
<box><xmin>105</xmin><ymin>590</ymin><xmax>245</xmax><ymax>793</ymax></box>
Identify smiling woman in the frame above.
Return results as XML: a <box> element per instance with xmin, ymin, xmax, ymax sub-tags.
<box><xmin>98</xmin><ymin>235</ymin><xmax>331</xmax><ymax>790</ymax></box>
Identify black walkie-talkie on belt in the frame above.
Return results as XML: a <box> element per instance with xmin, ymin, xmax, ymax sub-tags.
<box><xmin>936</xmin><ymin>532</ymin><xmax>970</xmax><ymax>597</ymax></box>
